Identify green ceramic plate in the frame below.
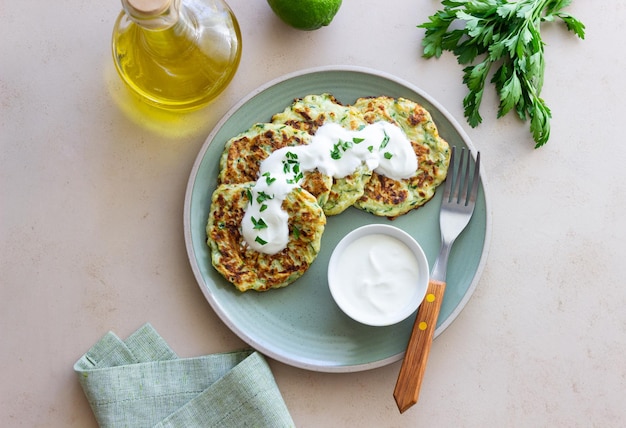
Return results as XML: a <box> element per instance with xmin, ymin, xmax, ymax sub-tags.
<box><xmin>184</xmin><ymin>66</ymin><xmax>491</xmax><ymax>372</ymax></box>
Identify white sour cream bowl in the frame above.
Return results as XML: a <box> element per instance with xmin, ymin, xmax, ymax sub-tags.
<box><xmin>328</xmin><ymin>224</ymin><xmax>429</xmax><ymax>327</ymax></box>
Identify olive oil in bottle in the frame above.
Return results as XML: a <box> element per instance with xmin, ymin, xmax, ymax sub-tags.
<box><xmin>112</xmin><ymin>0</ymin><xmax>242</xmax><ymax>111</ymax></box>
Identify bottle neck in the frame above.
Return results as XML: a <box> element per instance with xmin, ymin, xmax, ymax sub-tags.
<box><xmin>121</xmin><ymin>0</ymin><xmax>182</xmax><ymax>30</ymax></box>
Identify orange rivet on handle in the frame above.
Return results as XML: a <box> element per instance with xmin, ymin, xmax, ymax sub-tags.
<box><xmin>418</xmin><ymin>322</ymin><xmax>427</xmax><ymax>330</ymax></box>
<box><xmin>426</xmin><ymin>293</ymin><xmax>435</xmax><ymax>303</ymax></box>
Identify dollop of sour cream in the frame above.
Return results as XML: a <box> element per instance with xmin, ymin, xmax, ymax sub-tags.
<box><xmin>242</xmin><ymin>121</ymin><xmax>418</xmax><ymax>254</ymax></box>
<box><xmin>331</xmin><ymin>233</ymin><xmax>422</xmax><ymax>325</ymax></box>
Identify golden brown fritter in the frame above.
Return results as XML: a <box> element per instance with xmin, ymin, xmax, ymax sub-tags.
<box><xmin>207</xmin><ymin>183</ymin><xmax>326</xmax><ymax>292</ymax></box>
<box><xmin>352</xmin><ymin>96</ymin><xmax>450</xmax><ymax>219</ymax></box>
<box><xmin>271</xmin><ymin>93</ymin><xmax>371</xmax><ymax>215</ymax></box>
<box><xmin>271</xmin><ymin>93</ymin><xmax>365</xmax><ymax>134</ymax></box>
<box><xmin>218</xmin><ymin>122</ymin><xmax>332</xmax><ymax>207</ymax></box>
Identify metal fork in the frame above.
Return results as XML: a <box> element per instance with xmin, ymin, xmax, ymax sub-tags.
<box><xmin>393</xmin><ymin>146</ymin><xmax>481</xmax><ymax>413</ymax></box>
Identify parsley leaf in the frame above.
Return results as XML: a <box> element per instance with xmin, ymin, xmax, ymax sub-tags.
<box><xmin>418</xmin><ymin>0</ymin><xmax>585</xmax><ymax>147</ymax></box>
<box><xmin>330</xmin><ymin>138</ymin><xmax>354</xmax><ymax>160</ymax></box>
<box><xmin>251</xmin><ymin>216</ymin><xmax>268</xmax><ymax>230</ymax></box>
<box><xmin>256</xmin><ymin>191</ymin><xmax>273</xmax><ymax>204</ymax></box>
<box><xmin>262</xmin><ymin>172</ymin><xmax>276</xmax><ymax>185</ymax></box>
<box><xmin>380</xmin><ymin>131</ymin><xmax>390</xmax><ymax>149</ymax></box>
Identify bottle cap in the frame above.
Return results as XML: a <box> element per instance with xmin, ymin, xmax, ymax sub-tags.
<box><xmin>124</xmin><ymin>0</ymin><xmax>172</xmax><ymax>17</ymax></box>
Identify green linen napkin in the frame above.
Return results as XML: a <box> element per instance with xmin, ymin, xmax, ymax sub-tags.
<box><xmin>74</xmin><ymin>323</ymin><xmax>295</xmax><ymax>428</ymax></box>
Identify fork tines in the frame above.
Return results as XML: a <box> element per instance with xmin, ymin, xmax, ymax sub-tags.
<box><xmin>445</xmin><ymin>147</ymin><xmax>480</xmax><ymax>207</ymax></box>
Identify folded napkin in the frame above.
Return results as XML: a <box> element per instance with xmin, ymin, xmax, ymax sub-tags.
<box><xmin>74</xmin><ymin>323</ymin><xmax>295</xmax><ymax>428</ymax></box>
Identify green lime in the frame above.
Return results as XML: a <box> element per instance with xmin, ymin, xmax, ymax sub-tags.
<box><xmin>267</xmin><ymin>0</ymin><xmax>342</xmax><ymax>31</ymax></box>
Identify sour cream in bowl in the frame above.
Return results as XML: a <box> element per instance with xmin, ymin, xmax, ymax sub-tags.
<box><xmin>328</xmin><ymin>224</ymin><xmax>429</xmax><ymax>327</ymax></box>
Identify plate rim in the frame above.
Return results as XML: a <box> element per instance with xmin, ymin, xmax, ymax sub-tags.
<box><xmin>183</xmin><ymin>64</ymin><xmax>492</xmax><ymax>372</ymax></box>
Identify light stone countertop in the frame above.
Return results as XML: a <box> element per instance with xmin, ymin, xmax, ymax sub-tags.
<box><xmin>1</xmin><ymin>1</ymin><xmax>625</xmax><ymax>427</ymax></box>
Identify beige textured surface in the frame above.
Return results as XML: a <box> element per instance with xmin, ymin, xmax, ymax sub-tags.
<box><xmin>1</xmin><ymin>1</ymin><xmax>625</xmax><ymax>426</ymax></box>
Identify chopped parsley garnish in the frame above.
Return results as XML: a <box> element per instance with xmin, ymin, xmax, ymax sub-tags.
<box><xmin>255</xmin><ymin>236</ymin><xmax>268</xmax><ymax>245</ymax></box>
<box><xmin>286</xmin><ymin>171</ymin><xmax>304</xmax><ymax>184</ymax></box>
<box><xmin>262</xmin><ymin>172</ymin><xmax>276</xmax><ymax>185</ymax></box>
<box><xmin>256</xmin><ymin>191</ymin><xmax>273</xmax><ymax>204</ymax></box>
<box><xmin>380</xmin><ymin>131</ymin><xmax>390</xmax><ymax>149</ymax></box>
<box><xmin>251</xmin><ymin>216</ymin><xmax>268</xmax><ymax>230</ymax></box>
<box><xmin>282</xmin><ymin>151</ymin><xmax>303</xmax><ymax>184</ymax></box>
<box><xmin>384</xmin><ymin>152</ymin><xmax>393</xmax><ymax>159</ymax></box>
<box><xmin>330</xmin><ymin>138</ymin><xmax>354</xmax><ymax>160</ymax></box>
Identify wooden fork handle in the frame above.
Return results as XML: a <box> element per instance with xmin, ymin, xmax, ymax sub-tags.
<box><xmin>393</xmin><ymin>278</ymin><xmax>446</xmax><ymax>413</ymax></box>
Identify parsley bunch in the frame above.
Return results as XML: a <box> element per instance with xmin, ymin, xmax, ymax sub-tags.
<box><xmin>419</xmin><ymin>0</ymin><xmax>585</xmax><ymax>147</ymax></box>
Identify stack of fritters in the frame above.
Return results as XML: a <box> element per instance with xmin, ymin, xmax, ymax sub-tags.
<box><xmin>272</xmin><ymin>93</ymin><xmax>372</xmax><ymax>215</ymax></box>
<box><xmin>207</xmin><ymin>93</ymin><xmax>450</xmax><ymax>292</ymax></box>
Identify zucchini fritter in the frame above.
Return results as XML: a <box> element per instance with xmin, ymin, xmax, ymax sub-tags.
<box><xmin>352</xmin><ymin>96</ymin><xmax>450</xmax><ymax>219</ymax></box>
<box><xmin>271</xmin><ymin>93</ymin><xmax>364</xmax><ymax>134</ymax></box>
<box><xmin>207</xmin><ymin>183</ymin><xmax>326</xmax><ymax>292</ymax></box>
<box><xmin>271</xmin><ymin>93</ymin><xmax>371</xmax><ymax>215</ymax></box>
<box><xmin>218</xmin><ymin>122</ymin><xmax>332</xmax><ymax>207</ymax></box>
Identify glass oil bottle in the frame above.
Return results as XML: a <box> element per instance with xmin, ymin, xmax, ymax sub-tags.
<box><xmin>112</xmin><ymin>0</ymin><xmax>242</xmax><ymax>111</ymax></box>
